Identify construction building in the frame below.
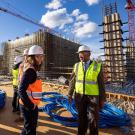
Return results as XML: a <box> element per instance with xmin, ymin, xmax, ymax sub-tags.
<box><xmin>2</xmin><ymin>29</ymin><xmax>80</xmax><ymax>79</ymax></box>
<box><xmin>100</xmin><ymin>2</ymin><xmax>126</xmax><ymax>83</ymax></box>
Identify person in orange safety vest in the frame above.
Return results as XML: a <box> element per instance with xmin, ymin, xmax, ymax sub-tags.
<box><xmin>18</xmin><ymin>45</ymin><xmax>44</xmax><ymax>135</ymax></box>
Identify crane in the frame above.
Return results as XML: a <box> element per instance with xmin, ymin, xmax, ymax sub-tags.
<box><xmin>0</xmin><ymin>6</ymin><xmax>52</xmax><ymax>32</ymax></box>
<box><xmin>125</xmin><ymin>0</ymin><xmax>135</xmax><ymax>9</ymax></box>
<box><xmin>125</xmin><ymin>0</ymin><xmax>135</xmax><ymax>41</ymax></box>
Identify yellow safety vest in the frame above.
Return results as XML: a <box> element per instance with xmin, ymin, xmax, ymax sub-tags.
<box><xmin>74</xmin><ymin>61</ymin><xmax>101</xmax><ymax>95</ymax></box>
<box><xmin>12</xmin><ymin>68</ymin><xmax>19</xmax><ymax>86</ymax></box>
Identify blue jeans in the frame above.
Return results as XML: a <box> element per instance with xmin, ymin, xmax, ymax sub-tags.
<box><xmin>20</xmin><ymin>105</ymin><xmax>38</xmax><ymax>135</ymax></box>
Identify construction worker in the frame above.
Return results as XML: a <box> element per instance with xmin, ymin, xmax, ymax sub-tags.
<box><xmin>14</xmin><ymin>49</ymin><xmax>29</xmax><ymax>122</ymax></box>
<box><xmin>68</xmin><ymin>45</ymin><xmax>106</xmax><ymax>135</ymax></box>
<box><xmin>18</xmin><ymin>45</ymin><xmax>44</xmax><ymax>135</ymax></box>
<box><xmin>18</xmin><ymin>48</ymin><xmax>29</xmax><ymax>82</ymax></box>
<box><xmin>12</xmin><ymin>56</ymin><xmax>23</xmax><ymax>112</ymax></box>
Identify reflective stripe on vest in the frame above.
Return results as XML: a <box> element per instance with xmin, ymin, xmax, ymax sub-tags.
<box><xmin>12</xmin><ymin>68</ymin><xmax>19</xmax><ymax>86</ymax></box>
<box><xmin>74</xmin><ymin>61</ymin><xmax>101</xmax><ymax>95</ymax></box>
<box><xmin>19</xmin><ymin>74</ymin><xmax>42</xmax><ymax>105</ymax></box>
<box><xmin>76</xmin><ymin>80</ymin><xmax>97</xmax><ymax>84</ymax></box>
<box><xmin>27</xmin><ymin>91</ymin><xmax>42</xmax><ymax>99</ymax></box>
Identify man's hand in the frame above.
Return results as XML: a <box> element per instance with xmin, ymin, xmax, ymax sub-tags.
<box><xmin>68</xmin><ymin>95</ymin><xmax>73</xmax><ymax>103</ymax></box>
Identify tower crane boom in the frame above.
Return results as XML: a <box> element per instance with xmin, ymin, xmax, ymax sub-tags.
<box><xmin>0</xmin><ymin>7</ymin><xmax>47</xmax><ymax>30</ymax></box>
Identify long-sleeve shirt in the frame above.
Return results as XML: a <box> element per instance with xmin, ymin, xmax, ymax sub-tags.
<box><xmin>18</xmin><ymin>68</ymin><xmax>37</xmax><ymax>110</ymax></box>
<box><xmin>68</xmin><ymin>61</ymin><xmax>106</xmax><ymax>102</ymax></box>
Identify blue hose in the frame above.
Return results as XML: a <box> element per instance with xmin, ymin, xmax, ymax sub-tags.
<box><xmin>0</xmin><ymin>90</ymin><xmax>6</xmax><ymax>108</ymax></box>
<box><xmin>41</xmin><ymin>92</ymin><xmax>131</xmax><ymax>127</ymax></box>
<box><xmin>42</xmin><ymin>103</ymin><xmax>78</xmax><ymax>127</ymax></box>
<box><xmin>99</xmin><ymin>103</ymin><xmax>131</xmax><ymax>128</ymax></box>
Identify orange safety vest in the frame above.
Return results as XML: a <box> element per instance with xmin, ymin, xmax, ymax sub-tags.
<box><xmin>19</xmin><ymin>67</ymin><xmax>42</xmax><ymax>106</ymax></box>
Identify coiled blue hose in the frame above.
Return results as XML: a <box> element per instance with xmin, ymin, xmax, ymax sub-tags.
<box><xmin>42</xmin><ymin>103</ymin><xmax>78</xmax><ymax>127</ymax></box>
<box><xmin>0</xmin><ymin>90</ymin><xmax>6</xmax><ymax>108</ymax></box>
<box><xmin>41</xmin><ymin>92</ymin><xmax>131</xmax><ymax>127</ymax></box>
<box><xmin>99</xmin><ymin>103</ymin><xmax>131</xmax><ymax>128</ymax></box>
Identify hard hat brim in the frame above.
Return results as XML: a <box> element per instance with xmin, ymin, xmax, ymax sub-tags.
<box><xmin>76</xmin><ymin>50</ymin><xmax>91</xmax><ymax>53</ymax></box>
<box><xmin>28</xmin><ymin>53</ymin><xmax>46</xmax><ymax>56</ymax></box>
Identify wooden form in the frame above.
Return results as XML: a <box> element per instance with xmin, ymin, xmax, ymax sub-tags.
<box><xmin>100</xmin><ymin>3</ymin><xmax>126</xmax><ymax>83</ymax></box>
<box><xmin>106</xmin><ymin>92</ymin><xmax>135</xmax><ymax>101</ymax></box>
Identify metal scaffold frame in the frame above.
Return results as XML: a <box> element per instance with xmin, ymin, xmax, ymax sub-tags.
<box><xmin>2</xmin><ymin>30</ymin><xmax>79</xmax><ymax>79</ymax></box>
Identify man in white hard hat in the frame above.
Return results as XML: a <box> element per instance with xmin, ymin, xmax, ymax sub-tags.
<box><xmin>19</xmin><ymin>45</ymin><xmax>44</xmax><ymax>135</ymax></box>
<box><xmin>12</xmin><ymin>56</ymin><xmax>23</xmax><ymax>112</ymax></box>
<box><xmin>68</xmin><ymin>45</ymin><xmax>105</xmax><ymax>135</ymax></box>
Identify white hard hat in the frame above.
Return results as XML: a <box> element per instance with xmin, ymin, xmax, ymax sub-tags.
<box><xmin>77</xmin><ymin>45</ymin><xmax>91</xmax><ymax>53</ymax></box>
<box><xmin>23</xmin><ymin>48</ymin><xmax>29</xmax><ymax>55</ymax></box>
<box><xmin>28</xmin><ymin>45</ymin><xmax>44</xmax><ymax>55</ymax></box>
<box><xmin>14</xmin><ymin>56</ymin><xmax>23</xmax><ymax>65</ymax></box>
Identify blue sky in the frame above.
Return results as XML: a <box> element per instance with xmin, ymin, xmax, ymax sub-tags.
<box><xmin>0</xmin><ymin>0</ymin><xmax>128</xmax><ymax>57</ymax></box>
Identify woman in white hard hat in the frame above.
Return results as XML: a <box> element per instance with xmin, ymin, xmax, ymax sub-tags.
<box><xmin>18</xmin><ymin>45</ymin><xmax>44</xmax><ymax>135</ymax></box>
<box><xmin>12</xmin><ymin>56</ymin><xmax>23</xmax><ymax>112</ymax></box>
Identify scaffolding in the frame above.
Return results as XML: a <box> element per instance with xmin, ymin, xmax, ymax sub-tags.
<box><xmin>2</xmin><ymin>29</ymin><xmax>80</xmax><ymax>79</ymax></box>
<box><xmin>126</xmin><ymin>41</ymin><xmax>135</xmax><ymax>81</ymax></box>
<box><xmin>100</xmin><ymin>2</ymin><xmax>126</xmax><ymax>83</ymax></box>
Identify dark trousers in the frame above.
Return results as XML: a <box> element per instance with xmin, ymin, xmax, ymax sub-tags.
<box><xmin>12</xmin><ymin>86</ymin><xmax>19</xmax><ymax>111</ymax></box>
<box><xmin>20</xmin><ymin>105</ymin><xmax>38</xmax><ymax>135</ymax></box>
<box><xmin>75</xmin><ymin>94</ymin><xmax>99</xmax><ymax>135</ymax></box>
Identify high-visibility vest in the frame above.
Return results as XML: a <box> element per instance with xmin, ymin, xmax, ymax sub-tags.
<box><xmin>19</xmin><ymin>67</ymin><xmax>42</xmax><ymax>106</ymax></box>
<box><xmin>74</xmin><ymin>61</ymin><xmax>101</xmax><ymax>95</ymax></box>
<box><xmin>12</xmin><ymin>68</ymin><xmax>19</xmax><ymax>86</ymax></box>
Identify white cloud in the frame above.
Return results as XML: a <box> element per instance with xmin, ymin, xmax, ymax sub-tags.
<box><xmin>85</xmin><ymin>0</ymin><xmax>100</xmax><ymax>6</ymax></box>
<box><xmin>71</xmin><ymin>9</ymin><xmax>80</xmax><ymax>16</ymax></box>
<box><xmin>74</xmin><ymin>21</ymin><xmax>87</xmax><ymax>28</ymax></box>
<box><xmin>45</xmin><ymin>0</ymin><xmax>62</xmax><ymax>10</ymax></box>
<box><xmin>40</xmin><ymin>8</ymin><xmax>73</xmax><ymax>28</ymax></box>
<box><xmin>41</xmin><ymin>1</ymin><xmax>98</xmax><ymax>40</ymax></box>
<box><xmin>76</xmin><ymin>14</ymin><xmax>89</xmax><ymax>21</ymax></box>
<box><xmin>73</xmin><ymin>22</ymin><xmax>97</xmax><ymax>37</ymax></box>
